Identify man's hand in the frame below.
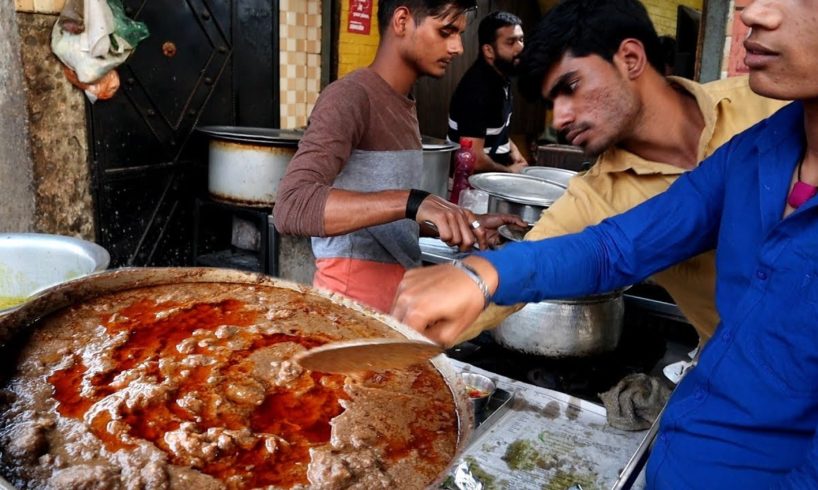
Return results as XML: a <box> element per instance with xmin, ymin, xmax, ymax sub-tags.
<box><xmin>508</xmin><ymin>141</ymin><xmax>528</xmax><ymax>173</ymax></box>
<box><xmin>476</xmin><ymin>213</ymin><xmax>528</xmax><ymax>249</ymax></box>
<box><xmin>508</xmin><ymin>160</ymin><xmax>529</xmax><ymax>173</ymax></box>
<box><xmin>391</xmin><ymin>256</ymin><xmax>499</xmax><ymax>346</ymax></box>
<box><xmin>416</xmin><ymin>195</ymin><xmax>487</xmax><ymax>251</ymax></box>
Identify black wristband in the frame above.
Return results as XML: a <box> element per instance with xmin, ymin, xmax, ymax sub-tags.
<box><xmin>405</xmin><ymin>189</ymin><xmax>431</xmax><ymax>221</ymax></box>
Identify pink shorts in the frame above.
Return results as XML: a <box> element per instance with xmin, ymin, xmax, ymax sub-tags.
<box><xmin>313</xmin><ymin>258</ymin><xmax>406</xmax><ymax>313</ymax></box>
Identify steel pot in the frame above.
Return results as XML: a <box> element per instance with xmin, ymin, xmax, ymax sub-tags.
<box><xmin>198</xmin><ymin>126</ymin><xmax>302</xmax><ymax>207</ymax></box>
<box><xmin>491</xmin><ymin>290</ymin><xmax>625</xmax><ymax>357</ymax></box>
<box><xmin>470</xmin><ymin>173</ymin><xmax>567</xmax><ymax>225</ymax></box>
<box><xmin>420</xmin><ymin>136</ymin><xmax>458</xmax><ymax>198</ymax></box>
<box><xmin>0</xmin><ymin>267</ymin><xmax>472</xmax><ymax>489</ymax></box>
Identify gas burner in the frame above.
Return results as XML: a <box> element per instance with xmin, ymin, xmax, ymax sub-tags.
<box><xmin>447</xmin><ymin>305</ymin><xmax>696</xmax><ymax>403</ymax></box>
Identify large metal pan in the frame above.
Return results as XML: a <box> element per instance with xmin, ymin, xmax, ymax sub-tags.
<box><xmin>0</xmin><ymin>267</ymin><xmax>473</xmax><ymax>489</ymax></box>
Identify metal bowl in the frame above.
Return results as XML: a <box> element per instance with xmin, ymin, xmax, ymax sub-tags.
<box><xmin>460</xmin><ymin>372</ymin><xmax>496</xmax><ymax>421</ymax></box>
<box><xmin>0</xmin><ymin>233</ymin><xmax>109</xmax><ymax>314</ymax></box>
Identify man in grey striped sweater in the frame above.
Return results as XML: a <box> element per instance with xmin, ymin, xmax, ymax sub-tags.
<box><xmin>274</xmin><ymin>0</ymin><xmax>523</xmax><ymax>312</ymax></box>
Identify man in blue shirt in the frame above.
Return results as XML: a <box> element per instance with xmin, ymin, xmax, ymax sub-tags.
<box><xmin>392</xmin><ymin>0</ymin><xmax>818</xmax><ymax>487</ymax></box>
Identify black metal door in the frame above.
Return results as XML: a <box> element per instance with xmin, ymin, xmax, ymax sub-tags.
<box><xmin>89</xmin><ymin>0</ymin><xmax>279</xmax><ymax>266</ymax></box>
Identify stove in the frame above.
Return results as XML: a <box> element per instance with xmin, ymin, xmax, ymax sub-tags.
<box><xmin>446</xmin><ymin>302</ymin><xmax>696</xmax><ymax>403</ymax></box>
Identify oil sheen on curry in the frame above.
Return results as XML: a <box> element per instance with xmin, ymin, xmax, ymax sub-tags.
<box><xmin>0</xmin><ymin>283</ymin><xmax>459</xmax><ymax>489</ymax></box>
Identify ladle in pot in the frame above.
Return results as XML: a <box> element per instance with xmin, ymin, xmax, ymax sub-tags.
<box><xmin>294</xmin><ymin>338</ymin><xmax>444</xmax><ymax>373</ymax></box>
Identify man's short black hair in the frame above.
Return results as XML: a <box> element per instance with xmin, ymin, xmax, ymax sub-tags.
<box><xmin>518</xmin><ymin>0</ymin><xmax>663</xmax><ymax>101</ymax></box>
<box><xmin>477</xmin><ymin>11</ymin><xmax>522</xmax><ymax>47</ymax></box>
<box><xmin>377</xmin><ymin>0</ymin><xmax>477</xmax><ymax>36</ymax></box>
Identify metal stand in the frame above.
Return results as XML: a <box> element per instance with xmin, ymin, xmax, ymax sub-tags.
<box><xmin>192</xmin><ymin>197</ymin><xmax>278</xmax><ymax>276</ymax></box>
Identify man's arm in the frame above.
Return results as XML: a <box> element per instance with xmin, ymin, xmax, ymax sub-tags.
<box><xmin>273</xmin><ymin>80</ymin><xmax>487</xmax><ymax>249</ymax></box>
<box><xmin>462</xmin><ymin>171</ymin><xmax>620</xmax><ymax>339</ymax></box>
<box><xmin>465</xmin><ymin>137</ymin><xmax>518</xmax><ymax>173</ymax></box>
<box><xmin>394</xmin><ymin>137</ymin><xmax>735</xmax><ymax>345</ymax></box>
<box><xmin>507</xmin><ymin>140</ymin><xmax>529</xmax><ymax>173</ymax></box>
<box><xmin>322</xmin><ymin>188</ymin><xmax>492</xmax><ymax>251</ymax></box>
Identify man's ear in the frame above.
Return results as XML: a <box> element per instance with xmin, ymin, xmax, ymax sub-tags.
<box><xmin>616</xmin><ymin>38</ymin><xmax>648</xmax><ymax>80</ymax></box>
<box><xmin>481</xmin><ymin>44</ymin><xmax>495</xmax><ymax>63</ymax></box>
<box><xmin>391</xmin><ymin>6</ymin><xmax>412</xmax><ymax>37</ymax></box>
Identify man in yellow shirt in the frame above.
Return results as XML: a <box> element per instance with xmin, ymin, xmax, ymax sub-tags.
<box><xmin>462</xmin><ymin>0</ymin><xmax>786</xmax><ymax>346</ymax></box>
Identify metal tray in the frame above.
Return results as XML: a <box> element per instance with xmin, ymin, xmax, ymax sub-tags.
<box><xmin>196</xmin><ymin>126</ymin><xmax>303</xmax><ymax>145</ymax></box>
<box><xmin>469</xmin><ymin>173</ymin><xmax>566</xmax><ymax>207</ymax></box>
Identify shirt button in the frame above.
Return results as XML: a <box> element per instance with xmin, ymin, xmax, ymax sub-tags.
<box><xmin>756</xmin><ymin>270</ymin><xmax>768</xmax><ymax>280</ymax></box>
<box><xmin>694</xmin><ymin>388</ymin><xmax>705</xmax><ymax>400</ymax></box>
<box><xmin>722</xmin><ymin>329</ymin><xmax>733</xmax><ymax>342</ymax></box>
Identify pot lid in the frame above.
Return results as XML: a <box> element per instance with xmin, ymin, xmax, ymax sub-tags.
<box><xmin>421</xmin><ymin>135</ymin><xmax>458</xmax><ymax>152</ymax></box>
<box><xmin>469</xmin><ymin>173</ymin><xmax>566</xmax><ymax>207</ymax></box>
<box><xmin>197</xmin><ymin>126</ymin><xmax>303</xmax><ymax>146</ymax></box>
<box><xmin>521</xmin><ymin>166</ymin><xmax>577</xmax><ymax>188</ymax></box>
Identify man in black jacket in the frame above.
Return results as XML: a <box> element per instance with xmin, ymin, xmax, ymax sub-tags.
<box><xmin>448</xmin><ymin>11</ymin><xmax>528</xmax><ymax>173</ymax></box>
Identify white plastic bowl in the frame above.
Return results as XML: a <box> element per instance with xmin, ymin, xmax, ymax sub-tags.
<box><xmin>0</xmin><ymin>233</ymin><xmax>110</xmax><ymax>312</ymax></box>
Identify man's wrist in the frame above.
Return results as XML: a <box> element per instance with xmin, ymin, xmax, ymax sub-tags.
<box><xmin>405</xmin><ymin>189</ymin><xmax>431</xmax><ymax>221</ymax></box>
<box><xmin>451</xmin><ymin>259</ymin><xmax>491</xmax><ymax>309</ymax></box>
<box><xmin>458</xmin><ymin>255</ymin><xmax>499</xmax><ymax>305</ymax></box>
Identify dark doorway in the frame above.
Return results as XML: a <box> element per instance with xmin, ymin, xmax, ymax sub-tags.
<box><xmin>88</xmin><ymin>0</ymin><xmax>280</xmax><ymax>267</ymax></box>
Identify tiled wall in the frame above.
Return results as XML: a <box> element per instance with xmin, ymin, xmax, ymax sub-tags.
<box><xmin>15</xmin><ymin>0</ymin><xmax>63</xmax><ymax>13</ymax></box>
<box><xmin>279</xmin><ymin>0</ymin><xmax>322</xmax><ymax>129</ymax></box>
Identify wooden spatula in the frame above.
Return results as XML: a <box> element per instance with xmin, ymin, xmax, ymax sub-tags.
<box><xmin>293</xmin><ymin>338</ymin><xmax>444</xmax><ymax>373</ymax></box>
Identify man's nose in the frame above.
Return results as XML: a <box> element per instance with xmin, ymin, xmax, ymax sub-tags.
<box><xmin>551</xmin><ymin>99</ymin><xmax>574</xmax><ymax>131</ymax></box>
<box><xmin>449</xmin><ymin>36</ymin><xmax>464</xmax><ymax>57</ymax></box>
<box><xmin>741</xmin><ymin>0</ymin><xmax>783</xmax><ymax>30</ymax></box>
<box><xmin>513</xmin><ymin>41</ymin><xmax>524</xmax><ymax>56</ymax></box>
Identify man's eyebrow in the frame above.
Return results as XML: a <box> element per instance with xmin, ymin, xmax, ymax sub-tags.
<box><xmin>441</xmin><ymin>21</ymin><xmax>463</xmax><ymax>32</ymax></box>
<box><xmin>546</xmin><ymin>71</ymin><xmax>578</xmax><ymax>100</ymax></box>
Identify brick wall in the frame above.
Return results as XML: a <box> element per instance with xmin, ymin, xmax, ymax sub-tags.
<box><xmin>642</xmin><ymin>0</ymin><xmax>703</xmax><ymax>36</ymax></box>
<box><xmin>337</xmin><ymin>0</ymin><xmax>379</xmax><ymax>78</ymax></box>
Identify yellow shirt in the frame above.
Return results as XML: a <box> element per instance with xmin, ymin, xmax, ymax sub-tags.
<box><xmin>466</xmin><ymin>76</ymin><xmax>788</xmax><ymax>346</ymax></box>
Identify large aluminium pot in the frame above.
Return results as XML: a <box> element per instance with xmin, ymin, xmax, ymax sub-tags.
<box><xmin>491</xmin><ymin>290</ymin><xmax>625</xmax><ymax>357</ymax></box>
<box><xmin>198</xmin><ymin>126</ymin><xmax>303</xmax><ymax>207</ymax></box>
<box><xmin>420</xmin><ymin>136</ymin><xmax>458</xmax><ymax>198</ymax></box>
<box><xmin>469</xmin><ymin>173</ymin><xmax>567</xmax><ymax>225</ymax></box>
<box><xmin>0</xmin><ymin>267</ymin><xmax>472</xmax><ymax>489</ymax></box>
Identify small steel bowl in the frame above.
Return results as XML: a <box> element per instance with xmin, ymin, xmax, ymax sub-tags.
<box><xmin>460</xmin><ymin>373</ymin><xmax>496</xmax><ymax>419</ymax></box>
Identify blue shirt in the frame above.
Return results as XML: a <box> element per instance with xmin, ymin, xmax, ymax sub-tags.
<box><xmin>481</xmin><ymin>102</ymin><xmax>818</xmax><ymax>488</ymax></box>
